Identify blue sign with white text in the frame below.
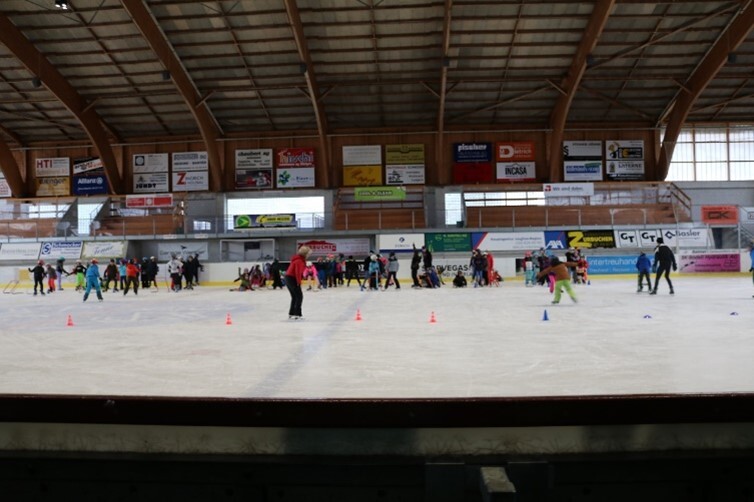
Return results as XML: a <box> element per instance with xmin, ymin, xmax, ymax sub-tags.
<box><xmin>453</xmin><ymin>143</ymin><xmax>492</xmax><ymax>163</ymax></box>
<box><xmin>586</xmin><ymin>255</ymin><xmax>653</xmax><ymax>275</ymax></box>
<box><xmin>73</xmin><ymin>174</ymin><xmax>108</xmax><ymax>195</ymax></box>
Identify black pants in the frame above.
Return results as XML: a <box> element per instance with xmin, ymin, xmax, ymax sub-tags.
<box><xmin>346</xmin><ymin>271</ymin><xmax>361</xmax><ymax>287</ymax></box>
<box><xmin>385</xmin><ymin>271</ymin><xmax>400</xmax><ymax>289</ymax></box>
<box><xmin>411</xmin><ymin>267</ymin><xmax>420</xmax><ymax>287</ymax></box>
<box><xmin>653</xmin><ymin>264</ymin><xmax>673</xmax><ymax>291</ymax></box>
<box><xmin>33</xmin><ymin>277</ymin><xmax>44</xmax><ymax>293</ymax></box>
<box><xmin>123</xmin><ymin>276</ymin><xmax>139</xmax><ymax>295</ymax></box>
<box><xmin>637</xmin><ymin>272</ymin><xmax>652</xmax><ymax>289</ymax></box>
<box><xmin>286</xmin><ymin>276</ymin><xmax>303</xmax><ymax>316</ymax></box>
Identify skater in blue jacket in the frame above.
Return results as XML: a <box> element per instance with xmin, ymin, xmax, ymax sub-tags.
<box><xmin>635</xmin><ymin>252</ymin><xmax>653</xmax><ymax>292</ymax></box>
<box><xmin>83</xmin><ymin>259</ymin><xmax>104</xmax><ymax>302</ymax></box>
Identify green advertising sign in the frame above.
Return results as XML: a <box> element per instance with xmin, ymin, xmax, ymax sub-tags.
<box><xmin>425</xmin><ymin>233</ymin><xmax>471</xmax><ymax>253</ymax></box>
<box><xmin>353</xmin><ymin>186</ymin><xmax>406</xmax><ymax>202</ymax></box>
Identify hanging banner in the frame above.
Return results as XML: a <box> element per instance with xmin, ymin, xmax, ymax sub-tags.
<box><xmin>133</xmin><ymin>153</ymin><xmax>169</xmax><ymax>173</ymax></box>
<box><xmin>235</xmin><ymin>168</ymin><xmax>273</xmax><ymax>189</ymax></box>
<box><xmin>386</xmin><ymin>165</ymin><xmax>425</xmax><ymax>185</ymax></box>
<box><xmin>39</xmin><ymin>241</ymin><xmax>83</xmax><ymax>261</ymax></box>
<box><xmin>701</xmin><ymin>205</ymin><xmax>738</xmax><ymax>225</ymax></box>
<box><xmin>605</xmin><ymin>140</ymin><xmax>644</xmax><ymax>181</ymax></box>
<box><xmin>236</xmin><ymin>149</ymin><xmax>273</xmax><ymax>169</ymax></box>
<box><xmin>172</xmin><ymin>170</ymin><xmax>209</xmax><ymax>191</ymax></box>
<box><xmin>563</xmin><ymin>141</ymin><xmax>602</xmax><ymax>181</ymax></box>
<box><xmin>72</xmin><ymin>157</ymin><xmax>104</xmax><ymax>175</ymax></box>
<box><xmin>72</xmin><ymin>174</ymin><xmax>108</xmax><ymax>195</ymax></box>
<box><xmin>543</xmin><ymin>183</ymin><xmax>595</xmax><ymax>197</ymax></box>
<box><xmin>453</xmin><ymin>143</ymin><xmax>492</xmax><ymax>163</ymax></box>
<box><xmin>277</xmin><ymin>147</ymin><xmax>315</xmax><ymax>168</ymax></box>
<box><xmin>496</xmin><ymin>162</ymin><xmax>536</xmax><ymax>182</ymax></box>
<box><xmin>385</xmin><ymin>144</ymin><xmax>425</xmax><ymax>165</ymax></box>
<box><xmin>134</xmin><ymin>172</ymin><xmax>169</xmax><ymax>193</ymax></box>
<box><xmin>354</xmin><ymin>186</ymin><xmax>406</xmax><ymax>202</ymax></box>
<box><xmin>35</xmin><ymin>176</ymin><xmax>69</xmax><ymax>196</ymax></box>
<box><xmin>126</xmin><ymin>194</ymin><xmax>173</xmax><ymax>208</ymax></box>
<box><xmin>276</xmin><ymin>167</ymin><xmax>315</xmax><ymax>188</ymax></box>
<box><xmin>343</xmin><ymin>145</ymin><xmax>382</xmax><ymax>166</ymax></box>
<box><xmin>35</xmin><ymin>157</ymin><xmax>69</xmax><ymax>177</ymax></box>
<box><xmin>172</xmin><ymin>151</ymin><xmax>208</xmax><ymax>171</ymax></box>
<box><xmin>233</xmin><ymin>214</ymin><xmax>297</xmax><ymax>229</ymax></box>
<box><xmin>343</xmin><ymin>165</ymin><xmax>382</xmax><ymax>186</ymax></box>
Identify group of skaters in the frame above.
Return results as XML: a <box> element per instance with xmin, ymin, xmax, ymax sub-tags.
<box><xmin>27</xmin><ymin>253</ymin><xmax>203</xmax><ymax>301</ymax></box>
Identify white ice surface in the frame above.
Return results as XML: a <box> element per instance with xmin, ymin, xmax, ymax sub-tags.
<box><xmin>1</xmin><ymin>276</ymin><xmax>753</xmax><ymax>399</ymax></box>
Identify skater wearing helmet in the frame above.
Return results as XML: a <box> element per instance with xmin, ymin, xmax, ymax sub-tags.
<box><xmin>83</xmin><ymin>259</ymin><xmax>103</xmax><ymax>302</ymax></box>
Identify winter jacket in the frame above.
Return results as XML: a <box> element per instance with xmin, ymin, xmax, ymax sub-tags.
<box><xmin>285</xmin><ymin>253</ymin><xmax>307</xmax><ymax>285</ymax></box>
<box><xmin>636</xmin><ymin>253</ymin><xmax>652</xmax><ymax>273</ymax></box>
<box><xmin>85</xmin><ymin>263</ymin><xmax>100</xmax><ymax>281</ymax></box>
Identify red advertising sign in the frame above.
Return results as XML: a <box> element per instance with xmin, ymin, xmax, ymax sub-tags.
<box><xmin>125</xmin><ymin>194</ymin><xmax>174</xmax><ymax>208</ymax></box>
<box><xmin>701</xmin><ymin>205</ymin><xmax>738</xmax><ymax>225</ymax></box>
<box><xmin>277</xmin><ymin>147</ymin><xmax>315</xmax><ymax>167</ymax></box>
<box><xmin>495</xmin><ymin>142</ymin><xmax>535</xmax><ymax>162</ymax></box>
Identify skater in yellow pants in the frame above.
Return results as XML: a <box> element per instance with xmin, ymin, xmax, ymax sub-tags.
<box><xmin>536</xmin><ymin>256</ymin><xmax>578</xmax><ymax>304</ymax></box>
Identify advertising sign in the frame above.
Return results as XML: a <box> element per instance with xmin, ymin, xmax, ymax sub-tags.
<box><xmin>385</xmin><ymin>165</ymin><xmax>425</xmax><ymax>185</ymax></box>
<box><xmin>235</xmin><ymin>168</ymin><xmax>273</xmax><ymax>189</ymax></box>
<box><xmin>343</xmin><ymin>145</ymin><xmax>382</xmax><ymax>166</ymax></box>
<box><xmin>677</xmin><ymin>252</ymin><xmax>740</xmax><ymax>273</ymax></box>
<box><xmin>563</xmin><ymin>141</ymin><xmax>602</xmax><ymax>160</ymax></box>
<box><xmin>277</xmin><ymin>147</ymin><xmax>315</xmax><ymax>168</ymax></box>
<box><xmin>564</xmin><ymin>161</ymin><xmax>603</xmax><ymax>181</ymax></box>
<box><xmin>377</xmin><ymin>233</ymin><xmax>426</xmax><ymax>253</ymax></box>
<box><xmin>343</xmin><ymin>165</ymin><xmax>382</xmax><ymax>186</ymax></box>
<box><xmin>82</xmin><ymin>241</ymin><xmax>127</xmax><ymax>259</ymax></box>
<box><xmin>0</xmin><ymin>242</ymin><xmax>41</xmax><ymax>261</ymax></box>
<box><xmin>496</xmin><ymin>162</ymin><xmax>536</xmax><ymax>182</ymax></box>
<box><xmin>606</xmin><ymin>140</ymin><xmax>644</xmax><ymax>160</ymax></box>
<box><xmin>133</xmin><ymin>153</ymin><xmax>169</xmax><ymax>173</ymax></box>
<box><xmin>39</xmin><ymin>241</ymin><xmax>83</xmax><ymax>261</ymax></box>
<box><xmin>72</xmin><ymin>174</ymin><xmax>108</xmax><ymax>195</ymax></box>
<box><xmin>233</xmin><ymin>214</ymin><xmax>297</xmax><ymax>229</ymax></box>
<box><xmin>496</xmin><ymin>142</ymin><xmax>535</xmax><ymax>162</ymax></box>
<box><xmin>701</xmin><ymin>205</ymin><xmax>739</xmax><ymax>225</ymax></box>
<box><xmin>605</xmin><ymin>160</ymin><xmax>644</xmax><ymax>181</ymax></box>
<box><xmin>35</xmin><ymin>157</ymin><xmax>69</xmax><ymax>177</ymax></box>
<box><xmin>134</xmin><ymin>172</ymin><xmax>169</xmax><ymax>193</ymax></box>
<box><xmin>354</xmin><ymin>186</ymin><xmax>406</xmax><ymax>202</ymax></box>
<box><xmin>236</xmin><ymin>149</ymin><xmax>273</xmax><ymax>169</ymax></box>
<box><xmin>276</xmin><ymin>167</ymin><xmax>315</xmax><ymax>188</ymax></box>
<box><xmin>172</xmin><ymin>151</ymin><xmax>208</xmax><ymax>171</ymax></box>
<box><xmin>543</xmin><ymin>183</ymin><xmax>595</xmax><ymax>197</ymax></box>
<box><xmin>453</xmin><ymin>143</ymin><xmax>492</xmax><ymax>163</ymax></box>
<box><xmin>385</xmin><ymin>144</ymin><xmax>425</xmax><ymax>165</ymax></box>
<box><xmin>425</xmin><ymin>233</ymin><xmax>471</xmax><ymax>253</ymax></box>
<box><xmin>35</xmin><ymin>176</ymin><xmax>69</xmax><ymax>196</ymax></box>
<box><xmin>452</xmin><ymin>162</ymin><xmax>493</xmax><ymax>184</ymax></box>
<box><xmin>72</xmin><ymin>157</ymin><xmax>104</xmax><ymax>175</ymax></box>
<box><xmin>172</xmin><ymin>170</ymin><xmax>209</xmax><ymax>191</ymax></box>
<box><xmin>471</xmin><ymin>232</ymin><xmax>545</xmax><ymax>251</ymax></box>
<box><xmin>566</xmin><ymin>230</ymin><xmax>616</xmax><ymax>249</ymax></box>
<box><xmin>296</xmin><ymin>238</ymin><xmax>371</xmax><ymax>257</ymax></box>
<box><xmin>586</xmin><ymin>255</ymin><xmax>646</xmax><ymax>275</ymax></box>
<box><xmin>126</xmin><ymin>194</ymin><xmax>173</xmax><ymax>208</ymax></box>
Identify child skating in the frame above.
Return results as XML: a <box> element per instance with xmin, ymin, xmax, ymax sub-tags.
<box><xmin>636</xmin><ymin>252</ymin><xmax>653</xmax><ymax>292</ymax></box>
<box><xmin>536</xmin><ymin>256</ymin><xmax>578</xmax><ymax>304</ymax></box>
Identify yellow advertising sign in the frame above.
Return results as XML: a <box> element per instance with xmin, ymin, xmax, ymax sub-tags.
<box><xmin>385</xmin><ymin>144</ymin><xmax>425</xmax><ymax>165</ymax></box>
<box><xmin>343</xmin><ymin>165</ymin><xmax>383</xmax><ymax>186</ymax></box>
<box><xmin>36</xmin><ymin>176</ymin><xmax>70</xmax><ymax>196</ymax></box>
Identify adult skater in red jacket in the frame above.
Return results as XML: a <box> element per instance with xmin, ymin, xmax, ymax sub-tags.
<box><xmin>285</xmin><ymin>245</ymin><xmax>311</xmax><ymax>320</ymax></box>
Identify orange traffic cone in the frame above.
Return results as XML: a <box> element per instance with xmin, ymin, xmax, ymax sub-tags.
<box><xmin>225</xmin><ymin>312</ymin><xmax>233</xmax><ymax>325</ymax></box>
<box><xmin>429</xmin><ymin>311</ymin><xmax>436</xmax><ymax>323</ymax></box>
<box><xmin>66</xmin><ymin>314</ymin><xmax>74</xmax><ymax>327</ymax></box>
<box><xmin>355</xmin><ymin>309</ymin><xmax>362</xmax><ymax>321</ymax></box>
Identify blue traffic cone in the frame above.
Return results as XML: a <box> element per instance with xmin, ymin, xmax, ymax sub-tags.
<box><xmin>542</xmin><ymin>309</ymin><xmax>549</xmax><ymax>321</ymax></box>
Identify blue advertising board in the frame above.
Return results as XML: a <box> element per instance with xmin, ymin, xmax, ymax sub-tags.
<box><xmin>586</xmin><ymin>255</ymin><xmax>653</xmax><ymax>275</ymax></box>
<box><xmin>72</xmin><ymin>174</ymin><xmax>108</xmax><ymax>195</ymax></box>
<box><xmin>453</xmin><ymin>143</ymin><xmax>492</xmax><ymax>163</ymax></box>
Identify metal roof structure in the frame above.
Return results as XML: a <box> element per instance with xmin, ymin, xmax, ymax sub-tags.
<box><xmin>1</xmin><ymin>1</ymin><xmax>754</xmax><ymax>165</ymax></box>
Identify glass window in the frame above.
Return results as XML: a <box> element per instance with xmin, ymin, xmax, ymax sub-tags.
<box><xmin>225</xmin><ymin>196</ymin><xmax>325</xmax><ymax>231</ymax></box>
<box><xmin>666</xmin><ymin>126</ymin><xmax>754</xmax><ymax>181</ymax></box>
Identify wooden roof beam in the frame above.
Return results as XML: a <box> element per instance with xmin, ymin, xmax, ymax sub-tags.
<box><xmin>0</xmin><ymin>13</ymin><xmax>123</xmax><ymax>194</ymax></box>
<box><xmin>436</xmin><ymin>0</ymin><xmax>453</xmax><ymax>184</ymax></box>
<box><xmin>121</xmin><ymin>0</ymin><xmax>224</xmax><ymax>192</ymax></box>
<box><xmin>547</xmin><ymin>0</ymin><xmax>616</xmax><ymax>182</ymax></box>
<box><xmin>657</xmin><ymin>1</ymin><xmax>754</xmax><ymax>179</ymax></box>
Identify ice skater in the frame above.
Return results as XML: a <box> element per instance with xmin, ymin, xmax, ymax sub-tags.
<box><xmin>636</xmin><ymin>252</ymin><xmax>653</xmax><ymax>292</ymax></box>
<box><xmin>285</xmin><ymin>245</ymin><xmax>311</xmax><ymax>320</ymax></box>
<box><xmin>536</xmin><ymin>256</ymin><xmax>578</xmax><ymax>304</ymax></box>
<box><xmin>28</xmin><ymin>260</ymin><xmax>46</xmax><ymax>296</ymax></box>
<box><xmin>650</xmin><ymin>237</ymin><xmax>676</xmax><ymax>295</ymax></box>
<box><xmin>82</xmin><ymin>259</ymin><xmax>103</xmax><ymax>302</ymax></box>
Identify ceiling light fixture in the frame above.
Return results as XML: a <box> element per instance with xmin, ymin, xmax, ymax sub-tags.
<box><xmin>54</xmin><ymin>0</ymin><xmax>69</xmax><ymax>10</ymax></box>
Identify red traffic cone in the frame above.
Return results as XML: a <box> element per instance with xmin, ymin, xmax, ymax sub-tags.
<box><xmin>225</xmin><ymin>312</ymin><xmax>233</xmax><ymax>325</ymax></box>
<box><xmin>429</xmin><ymin>311</ymin><xmax>436</xmax><ymax>323</ymax></box>
<box><xmin>66</xmin><ymin>314</ymin><xmax>74</xmax><ymax>327</ymax></box>
<box><xmin>355</xmin><ymin>309</ymin><xmax>362</xmax><ymax>321</ymax></box>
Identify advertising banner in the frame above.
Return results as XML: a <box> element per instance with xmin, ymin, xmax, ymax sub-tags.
<box><xmin>126</xmin><ymin>194</ymin><xmax>173</xmax><ymax>208</ymax></box>
<box><xmin>354</xmin><ymin>186</ymin><xmax>406</xmax><ymax>202</ymax></box>
<box><xmin>35</xmin><ymin>157</ymin><xmax>69</xmax><ymax>177</ymax></box>
<box><xmin>453</xmin><ymin>143</ymin><xmax>492</xmax><ymax>163</ymax></box>
<box><xmin>496</xmin><ymin>142</ymin><xmax>535</xmax><ymax>162</ymax></box>
<box><xmin>425</xmin><ymin>233</ymin><xmax>471</xmax><ymax>253</ymax></box>
<box><xmin>276</xmin><ymin>167</ymin><xmax>315</xmax><ymax>188</ymax></box>
<box><xmin>605</xmin><ymin>160</ymin><xmax>644</xmax><ymax>181</ymax></box>
<box><xmin>172</xmin><ymin>170</ymin><xmax>209</xmax><ymax>191</ymax></box>
<box><xmin>659</xmin><ymin>227</ymin><xmax>710</xmax><ymax>248</ymax></box>
<box><xmin>496</xmin><ymin>162</ymin><xmax>536</xmax><ymax>182</ymax></box>
<box><xmin>471</xmin><ymin>231</ymin><xmax>545</xmax><ymax>251</ymax></box>
<box><xmin>72</xmin><ymin>174</ymin><xmax>108</xmax><ymax>195</ymax></box>
<box><xmin>343</xmin><ymin>145</ymin><xmax>382</xmax><ymax>166</ymax></box>
<box><xmin>277</xmin><ymin>147</ymin><xmax>315</xmax><ymax>168</ymax></box>
<box><xmin>133</xmin><ymin>153</ymin><xmax>169</xmax><ymax>173</ymax></box>
<box><xmin>566</xmin><ymin>230</ymin><xmax>616</xmax><ymax>249</ymax></box>
<box><xmin>585</xmin><ymin>255</ymin><xmax>645</xmax><ymax>275</ymax></box>
<box><xmin>452</xmin><ymin>162</ymin><xmax>493</xmax><ymax>183</ymax></box>
<box><xmin>35</xmin><ymin>176</ymin><xmax>69</xmax><ymax>196</ymax></box>
<box><xmin>236</xmin><ymin>149</ymin><xmax>273</xmax><ymax>169</ymax></box>
<box><xmin>377</xmin><ymin>233</ymin><xmax>426</xmax><ymax>253</ymax></box>
<box><xmin>606</xmin><ymin>139</ymin><xmax>644</xmax><ymax>160</ymax></box>
<box><xmin>0</xmin><ymin>242</ymin><xmax>41</xmax><ymax>261</ymax></box>
<box><xmin>157</xmin><ymin>242</ymin><xmax>208</xmax><ymax>261</ymax></box>
<box><xmin>677</xmin><ymin>252</ymin><xmax>740</xmax><ymax>273</ymax></box>
<box><xmin>172</xmin><ymin>151</ymin><xmax>208</xmax><ymax>171</ymax></box>
<box><xmin>385</xmin><ymin>144</ymin><xmax>425</xmax><ymax>165</ymax></box>
<box><xmin>134</xmin><ymin>172</ymin><xmax>169</xmax><ymax>193</ymax></box>
<box><xmin>39</xmin><ymin>241</ymin><xmax>83</xmax><ymax>261</ymax></box>
<box><xmin>605</xmin><ymin>139</ymin><xmax>645</xmax><ymax>180</ymax></box>
<box><xmin>543</xmin><ymin>230</ymin><xmax>569</xmax><ymax>250</ymax></box>
<box><xmin>563</xmin><ymin>141</ymin><xmax>602</xmax><ymax>160</ymax></box>
<box><xmin>296</xmin><ymin>238</ymin><xmax>371</xmax><ymax>257</ymax></box>
<box><xmin>563</xmin><ymin>161</ymin><xmax>603</xmax><ymax>181</ymax></box>
<box><xmin>72</xmin><ymin>157</ymin><xmax>104</xmax><ymax>175</ymax></box>
<box><xmin>235</xmin><ymin>168</ymin><xmax>273</xmax><ymax>189</ymax></box>
<box><xmin>233</xmin><ymin>214</ymin><xmax>296</xmax><ymax>229</ymax></box>
<box><xmin>701</xmin><ymin>205</ymin><xmax>738</xmax><ymax>225</ymax></box>
<box><xmin>0</xmin><ymin>174</ymin><xmax>10</xmax><ymax>198</ymax></box>
<box><xmin>385</xmin><ymin>165</ymin><xmax>425</xmax><ymax>185</ymax></box>
<box><xmin>543</xmin><ymin>182</ymin><xmax>595</xmax><ymax>197</ymax></box>
<box><xmin>343</xmin><ymin>165</ymin><xmax>382</xmax><ymax>186</ymax></box>
<box><xmin>82</xmin><ymin>241</ymin><xmax>127</xmax><ymax>259</ymax></box>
